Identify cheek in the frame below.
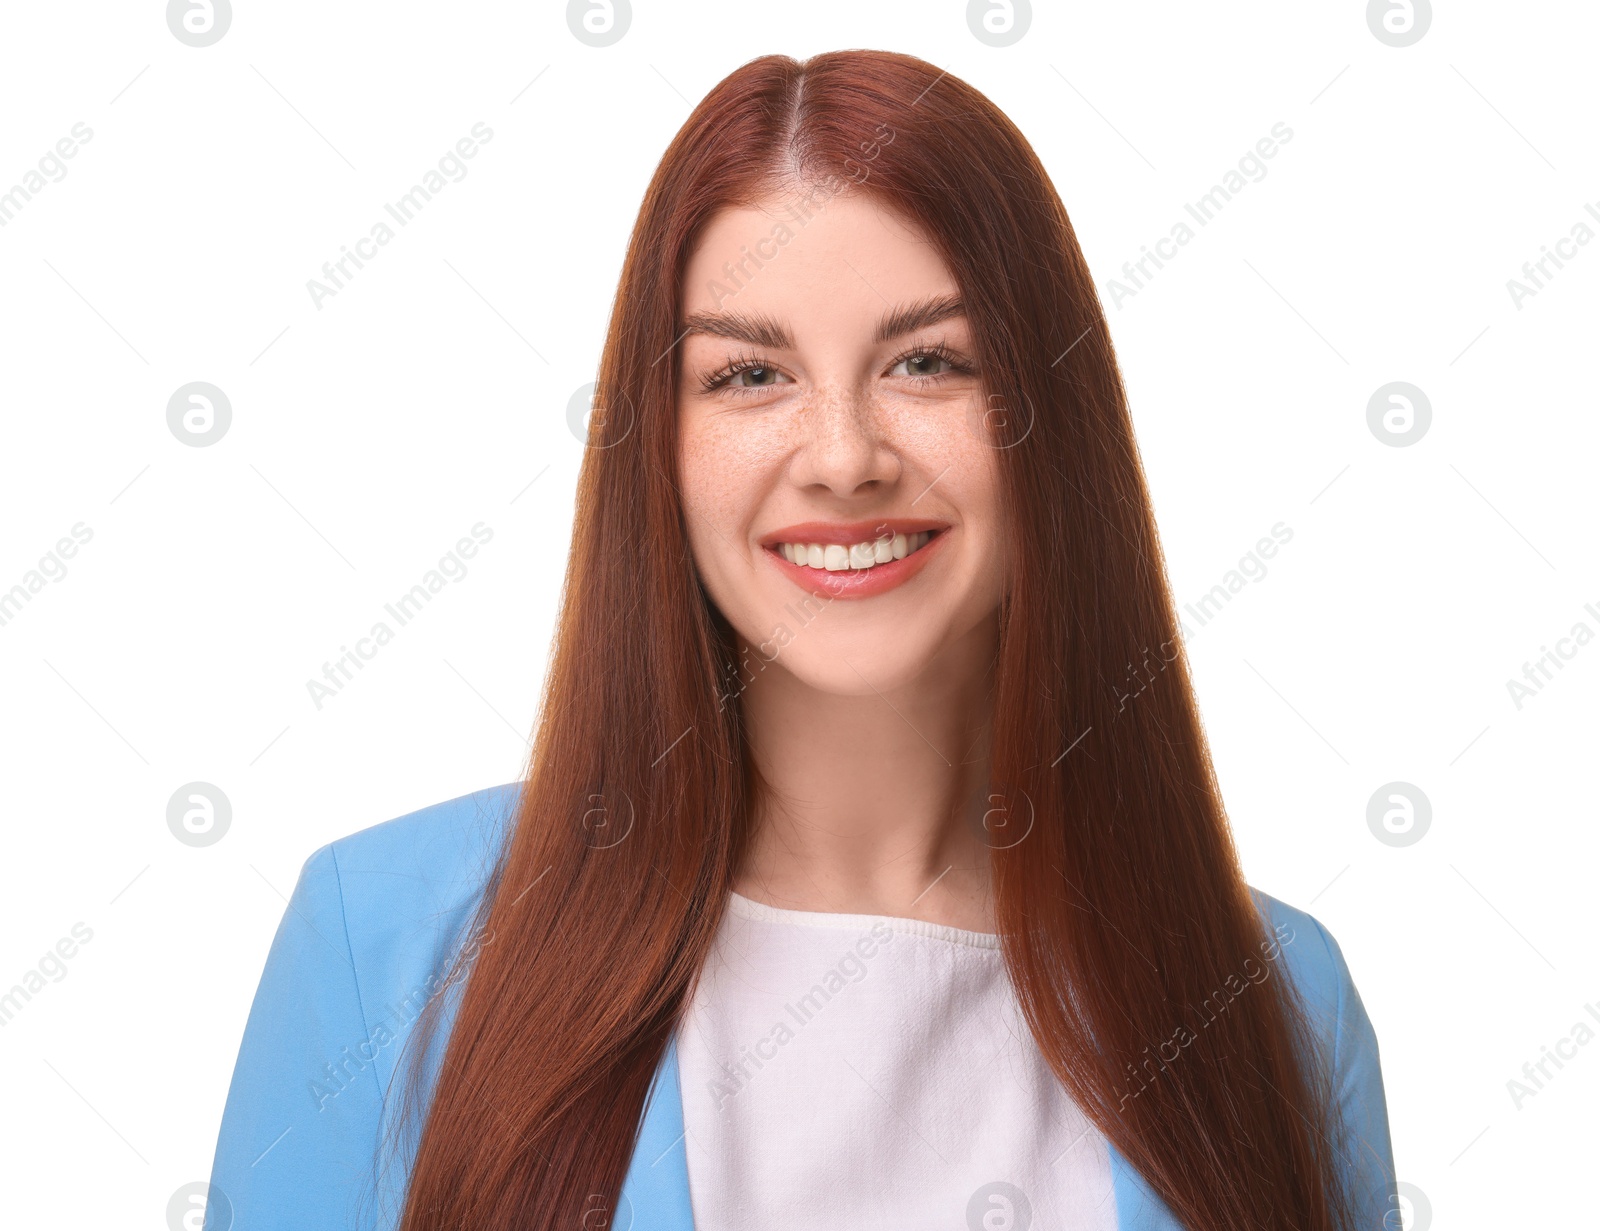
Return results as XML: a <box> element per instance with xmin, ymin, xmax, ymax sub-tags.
<box><xmin>923</xmin><ymin>432</ymin><xmax>1007</xmax><ymax>589</ymax></box>
<box><xmin>896</xmin><ymin>410</ymin><xmax>1003</xmax><ymax>516</ymax></box>
<box><xmin>676</xmin><ymin>412</ymin><xmax>787</xmax><ymax>568</ymax></box>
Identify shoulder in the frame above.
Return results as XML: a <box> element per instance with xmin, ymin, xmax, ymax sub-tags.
<box><xmin>208</xmin><ymin>784</ymin><xmax>522</xmax><ymax>1229</ymax></box>
<box><xmin>1245</xmin><ymin>885</ymin><xmax>1376</xmax><ymax>1064</ymax></box>
<box><xmin>311</xmin><ymin>779</ymin><xmax>521</xmax><ymax>920</ymax></box>
<box><xmin>1245</xmin><ymin>887</ymin><xmax>1397</xmax><ymax>1222</ymax></box>
<box><xmin>1246</xmin><ymin>887</ymin><xmax>1348</xmax><ymax>1019</ymax></box>
<box><xmin>288</xmin><ymin>780</ymin><xmax>521</xmax><ymax>1041</ymax></box>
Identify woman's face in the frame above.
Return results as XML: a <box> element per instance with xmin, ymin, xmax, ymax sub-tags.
<box><xmin>676</xmin><ymin>189</ymin><xmax>1007</xmax><ymax>697</ymax></box>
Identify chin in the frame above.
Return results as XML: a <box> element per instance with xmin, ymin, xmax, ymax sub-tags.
<box><xmin>770</xmin><ymin>638</ymin><xmax>942</xmax><ymax>697</ymax></box>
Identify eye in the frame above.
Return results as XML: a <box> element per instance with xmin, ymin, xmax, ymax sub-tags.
<box><xmin>885</xmin><ymin>341</ymin><xmax>973</xmax><ymax>382</ymax></box>
<box><xmin>892</xmin><ymin>351</ymin><xmax>955</xmax><ymax>378</ymax></box>
<box><xmin>728</xmin><ymin>365</ymin><xmax>792</xmax><ymax>389</ymax></box>
<box><xmin>698</xmin><ymin>353</ymin><xmax>796</xmax><ymax>396</ymax></box>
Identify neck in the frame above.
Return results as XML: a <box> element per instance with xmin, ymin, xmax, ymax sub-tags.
<box><xmin>731</xmin><ymin>615</ymin><xmax>999</xmax><ymax>933</ymax></box>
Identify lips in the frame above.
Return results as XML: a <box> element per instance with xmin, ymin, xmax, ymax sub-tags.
<box><xmin>759</xmin><ymin>519</ymin><xmax>951</xmax><ymax>600</ymax></box>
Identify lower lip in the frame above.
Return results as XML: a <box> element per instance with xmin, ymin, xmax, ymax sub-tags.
<box><xmin>763</xmin><ymin>530</ymin><xmax>947</xmax><ymax>600</ymax></box>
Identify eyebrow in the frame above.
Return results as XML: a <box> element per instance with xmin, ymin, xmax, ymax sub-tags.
<box><xmin>678</xmin><ymin>293</ymin><xmax>966</xmax><ymax>349</ymax></box>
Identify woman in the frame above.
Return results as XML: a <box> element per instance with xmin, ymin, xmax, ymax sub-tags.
<box><xmin>207</xmin><ymin>50</ymin><xmax>1395</xmax><ymax>1231</ymax></box>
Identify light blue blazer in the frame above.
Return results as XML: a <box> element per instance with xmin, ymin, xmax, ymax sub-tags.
<box><xmin>207</xmin><ymin>783</ymin><xmax>1397</xmax><ymax>1229</ymax></box>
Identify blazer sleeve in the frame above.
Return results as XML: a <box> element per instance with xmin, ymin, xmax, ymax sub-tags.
<box><xmin>1307</xmin><ymin>914</ymin><xmax>1398</xmax><ymax>1231</ymax></box>
<box><xmin>205</xmin><ymin>843</ymin><xmax>389</xmax><ymax>1230</ymax></box>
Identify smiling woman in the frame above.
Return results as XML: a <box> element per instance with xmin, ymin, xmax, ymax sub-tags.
<box><xmin>678</xmin><ymin>196</ymin><xmax>1005</xmax><ymax>625</ymax></box>
<box><xmin>206</xmin><ymin>48</ymin><xmax>1395</xmax><ymax>1231</ymax></box>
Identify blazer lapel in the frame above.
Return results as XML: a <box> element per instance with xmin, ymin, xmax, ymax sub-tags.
<box><xmin>617</xmin><ymin>1032</ymin><xmax>697</xmax><ymax>1230</ymax></box>
<box><xmin>620</xmin><ymin>1032</ymin><xmax>1184</xmax><ymax>1231</ymax></box>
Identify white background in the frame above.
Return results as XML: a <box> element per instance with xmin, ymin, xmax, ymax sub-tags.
<box><xmin>0</xmin><ymin>2</ymin><xmax>1594</xmax><ymax>1228</ymax></box>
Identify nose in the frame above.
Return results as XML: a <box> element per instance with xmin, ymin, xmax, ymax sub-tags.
<box><xmin>786</xmin><ymin>384</ymin><xmax>902</xmax><ymax>498</ymax></box>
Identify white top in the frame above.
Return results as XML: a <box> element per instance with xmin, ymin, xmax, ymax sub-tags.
<box><xmin>675</xmin><ymin>891</ymin><xmax>1118</xmax><ymax>1230</ymax></box>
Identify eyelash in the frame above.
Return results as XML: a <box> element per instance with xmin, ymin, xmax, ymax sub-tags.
<box><xmin>697</xmin><ymin>340</ymin><xmax>974</xmax><ymax>398</ymax></box>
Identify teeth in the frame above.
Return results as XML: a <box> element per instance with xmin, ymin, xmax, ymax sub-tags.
<box><xmin>778</xmin><ymin>531</ymin><xmax>935</xmax><ymax>571</ymax></box>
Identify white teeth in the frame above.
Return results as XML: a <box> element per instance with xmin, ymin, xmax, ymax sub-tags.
<box><xmin>776</xmin><ymin>531</ymin><xmax>935</xmax><ymax>571</ymax></box>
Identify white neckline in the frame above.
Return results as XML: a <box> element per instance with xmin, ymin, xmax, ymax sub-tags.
<box><xmin>727</xmin><ymin>889</ymin><xmax>1002</xmax><ymax>950</ymax></box>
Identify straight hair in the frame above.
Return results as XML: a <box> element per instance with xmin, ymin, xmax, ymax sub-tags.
<box><xmin>387</xmin><ymin>49</ymin><xmax>1358</xmax><ymax>1231</ymax></box>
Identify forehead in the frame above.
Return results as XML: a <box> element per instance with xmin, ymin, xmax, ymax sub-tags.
<box><xmin>678</xmin><ymin>192</ymin><xmax>961</xmax><ymax>324</ymax></box>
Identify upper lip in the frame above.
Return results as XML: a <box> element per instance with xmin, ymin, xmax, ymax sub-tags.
<box><xmin>760</xmin><ymin>518</ymin><xmax>950</xmax><ymax>548</ymax></box>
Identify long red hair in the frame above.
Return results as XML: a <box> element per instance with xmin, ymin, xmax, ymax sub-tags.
<box><xmin>387</xmin><ymin>49</ymin><xmax>1357</xmax><ymax>1231</ymax></box>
